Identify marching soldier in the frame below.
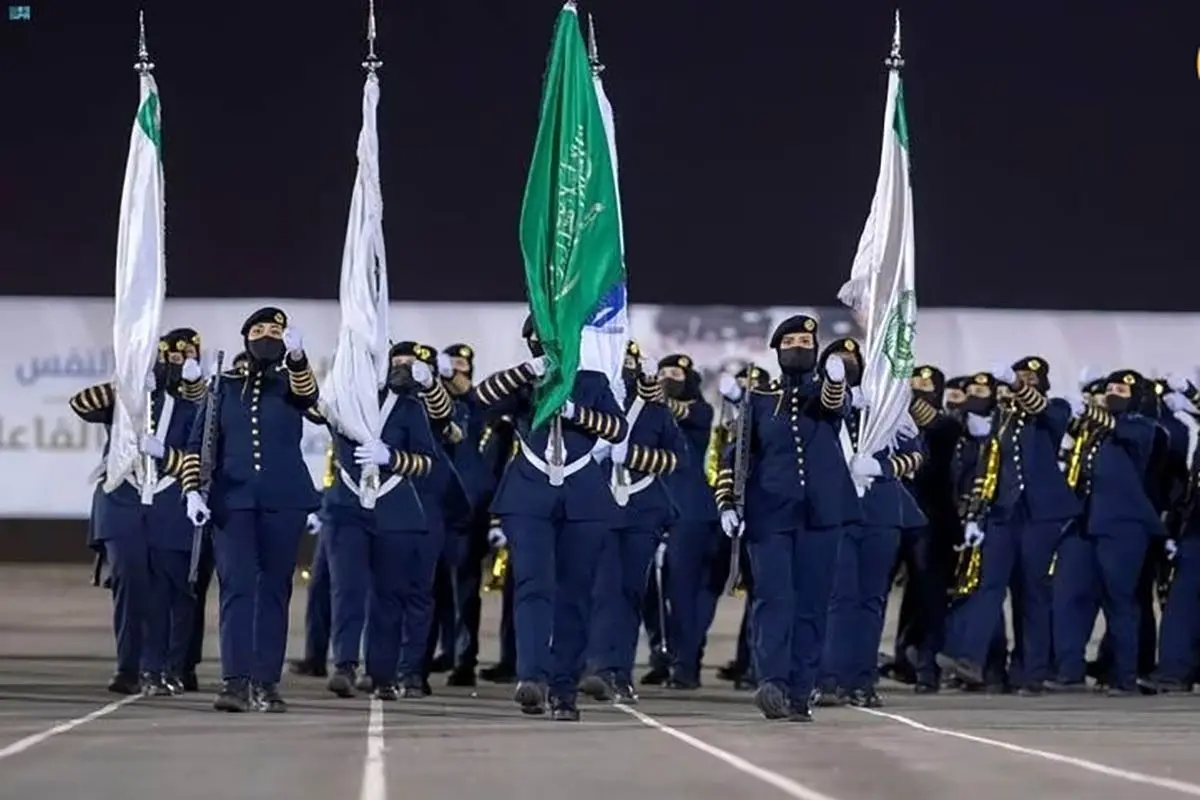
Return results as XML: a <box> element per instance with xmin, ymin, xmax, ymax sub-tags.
<box><xmin>940</xmin><ymin>357</ymin><xmax>1079</xmax><ymax>695</ymax></box>
<box><xmin>69</xmin><ymin>327</ymin><xmax>206</xmax><ymax>695</ymax></box>
<box><xmin>1051</xmin><ymin>371</ymin><xmax>1165</xmax><ymax>694</ymax></box>
<box><xmin>714</xmin><ymin>314</ymin><xmax>857</xmax><ymax>721</ymax></box>
<box><xmin>181</xmin><ymin>307</ymin><xmax>322</xmax><ymax>713</ymax></box>
<box><xmin>322</xmin><ymin>341</ymin><xmax>438</xmax><ymax>701</ymax></box>
<box><xmin>474</xmin><ymin>316</ymin><xmax>628</xmax><ymax>720</ymax></box>
<box><xmin>583</xmin><ymin>341</ymin><xmax>687</xmax><ymax>703</ymax></box>
<box><xmin>655</xmin><ymin>352</ymin><xmax>719</xmax><ymax>689</ymax></box>
<box><xmin>478</xmin><ymin>415</ymin><xmax>520</xmax><ymax>684</ymax></box>
<box><xmin>821</xmin><ymin>338</ymin><xmax>926</xmax><ymax>708</ymax></box>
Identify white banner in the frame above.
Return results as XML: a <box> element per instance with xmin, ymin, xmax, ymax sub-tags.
<box><xmin>2</xmin><ymin>296</ymin><xmax>1199</xmax><ymax>518</ymax></box>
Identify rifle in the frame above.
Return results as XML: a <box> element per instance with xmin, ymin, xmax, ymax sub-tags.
<box><xmin>723</xmin><ymin>364</ymin><xmax>754</xmax><ymax>597</ymax></box>
<box><xmin>188</xmin><ymin>351</ymin><xmax>225</xmax><ymax>591</ymax></box>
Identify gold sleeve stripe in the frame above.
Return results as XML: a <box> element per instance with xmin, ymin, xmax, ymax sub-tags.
<box><xmin>1013</xmin><ymin>382</ymin><xmax>1048</xmax><ymax>415</ymax></box>
<box><xmin>577</xmin><ymin>407</ymin><xmax>592</xmax><ymax>429</ymax></box>
<box><xmin>477</xmin><ymin>376</ymin><xmax>501</xmax><ymax>406</ymax></box>
<box><xmin>179</xmin><ymin>380</ymin><xmax>206</xmax><ymax>402</ymax></box>
<box><xmin>180</xmin><ymin>453</ymin><xmax>201</xmax><ymax>491</ymax></box>
<box><xmin>602</xmin><ymin>413</ymin><xmax>618</xmax><ymax>441</ymax></box>
<box><xmin>911</xmin><ymin>397</ymin><xmax>938</xmax><ymax>427</ymax></box>
<box><xmin>445</xmin><ymin>422</ymin><xmax>465</xmax><ymax>444</ymax></box>
<box><xmin>413</xmin><ymin>454</ymin><xmax>432</xmax><ymax>476</ymax></box>
<box><xmin>627</xmin><ymin>445</ymin><xmax>644</xmax><ymax>472</ymax></box>
<box><xmin>665</xmin><ymin>398</ymin><xmax>689</xmax><ymax>420</ymax></box>
<box><xmin>637</xmin><ymin>380</ymin><xmax>665</xmax><ymax>402</ymax></box>
<box><xmin>821</xmin><ymin>378</ymin><xmax>846</xmax><ymax>410</ymax></box>
<box><xmin>164</xmin><ymin>448</ymin><xmax>180</xmax><ymax>476</ymax></box>
<box><xmin>421</xmin><ymin>381</ymin><xmax>453</xmax><ymax>420</ymax></box>
<box><xmin>289</xmin><ymin>367</ymin><xmax>318</xmax><ymax>397</ymax></box>
<box><xmin>662</xmin><ymin>451</ymin><xmax>678</xmax><ymax>475</ymax></box>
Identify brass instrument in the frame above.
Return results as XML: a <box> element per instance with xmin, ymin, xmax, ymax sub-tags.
<box><xmin>706</xmin><ymin>400</ymin><xmax>733</xmax><ymax>487</ymax></box>
<box><xmin>484</xmin><ymin>546</ymin><xmax>509</xmax><ymax>592</ymax></box>
<box><xmin>949</xmin><ymin>545</ymin><xmax>982</xmax><ymax>600</ymax></box>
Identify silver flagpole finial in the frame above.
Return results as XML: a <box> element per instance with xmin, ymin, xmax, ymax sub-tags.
<box><xmin>587</xmin><ymin>13</ymin><xmax>604</xmax><ymax>75</ymax></box>
<box><xmin>363</xmin><ymin>0</ymin><xmax>382</xmax><ymax>73</ymax></box>
<box><xmin>135</xmin><ymin>10</ymin><xmax>155</xmax><ymax>74</ymax></box>
<box><xmin>886</xmin><ymin>9</ymin><xmax>904</xmax><ymax>70</ymax></box>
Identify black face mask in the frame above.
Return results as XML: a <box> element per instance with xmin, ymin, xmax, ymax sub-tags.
<box><xmin>248</xmin><ymin>337</ymin><xmax>285</xmax><ymax>366</ymax></box>
<box><xmin>777</xmin><ymin>347</ymin><xmax>816</xmax><ymax>375</ymax></box>
<box><xmin>662</xmin><ymin>378</ymin><xmax>687</xmax><ymax>400</ymax></box>
<box><xmin>154</xmin><ymin>361</ymin><xmax>182</xmax><ymax>391</ymax></box>
<box><xmin>387</xmin><ymin>364</ymin><xmax>414</xmax><ymax>393</ymax></box>
<box><xmin>962</xmin><ymin>395</ymin><xmax>996</xmax><ymax>417</ymax></box>
<box><xmin>1106</xmin><ymin>394</ymin><xmax>1132</xmax><ymax>415</ymax></box>
<box><xmin>526</xmin><ymin>339</ymin><xmax>544</xmax><ymax>358</ymax></box>
<box><xmin>913</xmin><ymin>389</ymin><xmax>942</xmax><ymax>408</ymax></box>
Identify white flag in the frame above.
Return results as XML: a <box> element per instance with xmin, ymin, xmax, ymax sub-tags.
<box><xmin>321</xmin><ymin>72</ymin><xmax>390</xmax><ymax>506</ymax></box>
<box><xmin>104</xmin><ymin>71</ymin><xmax>167</xmax><ymax>497</ymax></box>
<box><xmin>837</xmin><ymin>13</ymin><xmax>917</xmax><ymax>465</ymax></box>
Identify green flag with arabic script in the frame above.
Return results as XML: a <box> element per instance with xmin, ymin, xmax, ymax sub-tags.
<box><xmin>519</xmin><ymin>2</ymin><xmax>623</xmax><ymax>429</ymax></box>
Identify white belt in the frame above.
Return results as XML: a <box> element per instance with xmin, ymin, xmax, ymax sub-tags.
<box><xmin>519</xmin><ymin>439</ymin><xmax>591</xmax><ymax>479</ymax></box>
<box><xmin>627</xmin><ymin>474</ymin><xmax>654</xmax><ymax>496</ymax></box>
<box><xmin>123</xmin><ymin>474</ymin><xmax>177</xmax><ymax>495</ymax></box>
<box><xmin>338</xmin><ymin>466</ymin><xmax>405</xmax><ymax>502</ymax></box>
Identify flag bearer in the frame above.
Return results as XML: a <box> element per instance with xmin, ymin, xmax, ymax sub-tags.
<box><xmin>70</xmin><ymin>327</ymin><xmax>206</xmax><ymax>695</ymax></box>
<box><xmin>583</xmin><ymin>341</ymin><xmax>687</xmax><ymax>703</ymax></box>
<box><xmin>321</xmin><ymin>342</ymin><xmax>438</xmax><ymax>701</ymax></box>
<box><xmin>181</xmin><ymin>307</ymin><xmax>322</xmax><ymax>713</ymax></box>
<box><xmin>655</xmin><ymin>352</ymin><xmax>719</xmax><ymax>689</ymax></box>
<box><xmin>1052</xmin><ymin>371</ymin><xmax>1166</xmax><ymax>694</ymax></box>
<box><xmin>714</xmin><ymin>314</ymin><xmax>858</xmax><ymax>722</ymax></box>
<box><xmin>820</xmin><ymin>338</ymin><xmax>926</xmax><ymax>708</ymax></box>
<box><xmin>940</xmin><ymin>357</ymin><xmax>1079</xmax><ymax>695</ymax></box>
<box><xmin>475</xmin><ymin>317</ymin><xmax>628</xmax><ymax>721</ymax></box>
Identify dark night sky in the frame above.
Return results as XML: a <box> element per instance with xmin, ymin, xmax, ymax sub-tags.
<box><xmin>1</xmin><ymin>1</ymin><xmax>1198</xmax><ymax>310</ymax></box>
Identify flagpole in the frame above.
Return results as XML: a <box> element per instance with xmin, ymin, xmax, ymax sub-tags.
<box><xmin>136</xmin><ymin>10</ymin><xmax>157</xmax><ymax>506</ymax></box>
<box><xmin>360</xmin><ymin>0</ymin><xmax>383</xmax><ymax>505</ymax></box>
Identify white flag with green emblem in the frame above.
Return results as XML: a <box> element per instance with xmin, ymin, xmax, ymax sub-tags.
<box><xmin>103</xmin><ymin>68</ymin><xmax>166</xmax><ymax>497</ymax></box>
<box><xmin>837</xmin><ymin>12</ymin><xmax>917</xmax><ymax>463</ymax></box>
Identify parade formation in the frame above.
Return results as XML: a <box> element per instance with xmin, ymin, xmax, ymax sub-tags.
<box><xmin>60</xmin><ymin>2</ymin><xmax>1200</xmax><ymax>728</ymax></box>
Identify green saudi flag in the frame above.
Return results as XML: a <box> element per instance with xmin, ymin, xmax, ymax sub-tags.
<box><xmin>519</xmin><ymin>2</ymin><xmax>623</xmax><ymax>429</ymax></box>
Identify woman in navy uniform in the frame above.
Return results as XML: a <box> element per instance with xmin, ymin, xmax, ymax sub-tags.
<box><xmin>714</xmin><ymin>314</ymin><xmax>857</xmax><ymax>722</ymax></box>
<box><xmin>69</xmin><ymin>328</ymin><xmax>206</xmax><ymax>695</ymax></box>
<box><xmin>818</xmin><ymin>338</ymin><xmax>926</xmax><ymax>708</ymax></box>
<box><xmin>181</xmin><ymin>307</ymin><xmax>321</xmax><ymax>713</ymax></box>
<box><xmin>583</xmin><ymin>340</ymin><xmax>688</xmax><ymax>703</ymax></box>
<box><xmin>474</xmin><ymin>316</ymin><xmax>628</xmax><ymax>720</ymax></box>
<box><xmin>1052</xmin><ymin>370</ymin><xmax>1166</xmax><ymax>694</ymax></box>
<box><xmin>322</xmin><ymin>342</ymin><xmax>438</xmax><ymax>701</ymax></box>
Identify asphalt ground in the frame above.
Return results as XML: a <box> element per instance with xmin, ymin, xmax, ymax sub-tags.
<box><xmin>2</xmin><ymin>565</ymin><xmax>1200</xmax><ymax>800</ymax></box>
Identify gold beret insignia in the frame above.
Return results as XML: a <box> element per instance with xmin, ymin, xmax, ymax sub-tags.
<box><xmin>973</xmin><ymin>374</ymin><xmax>989</xmax><ymax>384</ymax></box>
<box><xmin>803</xmin><ymin>318</ymin><xmax>816</xmax><ymax>331</ymax></box>
<box><xmin>679</xmin><ymin>356</ymin><xmax>691</xmax><ymax>369</ymax></box>
<box><xmin>415</xmin><ymin>345</ymin><xmax>431</xmax><ymax>360</ymax></box>
<box><xmin>844</xmin><ymin>340</ymin><xmax>856</xmax><ymax>352</ymax></box>
<box><xmin>175</xmin><ymin>340</ymin><xmax>187</xmax><ymax>351</ymax></box>
<box><xmin>750</xmin><ymin>368</ymin><xmax>760</xmax><ymax>379</ymax></box>
<box><xmin>1028</xmin><ymin>358</ymin><xmax>1042</xmax><ymax>370</ymax></box>
<box><xmin>1155</xmin><ymin>382</ymin><xmax>1165</xmax><ymax>395</ymax></box>
<box><xmin>1123</xmin><ymin>373</ymin><xmax>1136</xmax><ymax>385</ymax></box>
<box><xmin>458</xmin><ymin>346</ymin><xmax>472</xmax><ymax>358</ymax></box>
<box><xmin>920</xmin><ymin>367</ymin><xmax>932</xmax><ymax>378</ymax></box>
<box><xmin>191</xmin><ymin>334</ymin><xmax>201</xmax><ymax>344</ymax></box>
<box><xmin>629</xmin><ymin>342</ymin><xmax>640</xmax><ymax>355</ymax></box>
<box><xmin>158</xmin><ymin>341</ymin><xmax>169</xmax><ymax>352</ymax></box>
<box><xmin>273</xmin><ymin>312</ymin><xmax>286</xmax><ymax>325</ymax></box>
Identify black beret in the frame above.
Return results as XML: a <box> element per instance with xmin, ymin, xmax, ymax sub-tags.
<box><xmin>241</xmin><ymin>306</ymin><xmax>287</xmax><ymax>337</ymax></box>
<box><xmin>442</xmin><ymin>343</ymin><xmax>475</xmax><ymax>363</ymax></box>
<box><xmin>658</xmin><ymin>353</ymin><xmax>696</xmax><ymax>372</ymax></box>
<box><xmin>912</xmin><ymin>364</ymin><xmax>946</xmax><ymax>394</ymax></box>
<box><xmin>769</xmin><ymin>314</ymin><xmax>818</xmax><ymax>349</ymax></box>
<box><xmin>390</xmin><ymin>341</ymin><xmax>436</xmax><ymax>365</ymax></box>
<box><xmin>1012</xmin><ymin>356</ymin><xmax>1049</xmax><ymax>376</ymax></box>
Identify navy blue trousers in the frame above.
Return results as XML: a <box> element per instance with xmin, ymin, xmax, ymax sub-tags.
<box><xmin>303</xmin><ymin>531</ymin><xmax>331</xmax><ymax>665</ymax></box>
<box><xmin>589</xmin><ymin>525</ymin><xmax>659</xmax><ymax>683</ymax></box>
<box><xmin>186</xmin><ymin>534</ymin><xmax>214</xmax><ymax>675</ymax></box>
<box><xmin>1157</xmin><ymin>537</ymin><xmax>1200</xmax><ymax>684</ymax></box>
<box><xmin>328</xmin><ymin>519</ymin><xmax>441</xmax><ymax>683</ymax></box>
<box><xmin>747</xmin><ymin>523</ymin><xmax>842</xmax><ymax>705</ymax></box>
<box><xmin>665</xmin><ymin>521</ymin><xmax>721</xmax><ymax>683</ymax></box>
<box><xmin>822</xmin><ymin>524</ymin><xmax>901</xmax><ymax>692</ymax></box>
<box><xmin>504</xmin><ymin>514</ymin><xmax>606</xmax><ymax>700</ymax></box>
<box><xmin>452</xmin><ymin>521</ymin><xmax>488</xmax><ymax>670</ymax></box>
<box><xmin>212</xmin><ymin>509</ymin><xmax>306</xmax><ymax>684</ymax></box>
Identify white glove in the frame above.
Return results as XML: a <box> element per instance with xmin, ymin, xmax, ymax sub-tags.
<box><xmin>181</xmin><ymin>358</ymin><xmax>202</xmax><ymax>382</ymax></box>
<box><xmin>1165</xmin><ymin>539</ymin><xmax>1178</xmax><ymax>560</ymax></box>
<box><xmin>524</xmin><ymin>356</ymin><xmax>548</xmax><ymax>377</ymax></box>
<box><xmin>283</xmin><ymin>327</ymin><xmax>304</xmax><ymax>355</ymax></box>
<box><xmin>561</xmin><ymin>399</ymin><xmax>577</xmax><ymax>419</ymax></box>
<box><xmin>185</xmin><ymin>491</ymin><xmax>211</xmax><ymax>527</ymax></box>
<box><xmin>993</xmin><ymin>364</ymin><xmax>1016</xmax><ymax>384</ymax></box>
<box><xmin>720</xmin><ymin>509</ymin><xmax>741</xmax><ymax>538</ymax></box>
<box><xmin>851</xmin><ymin>386</ymin><xmax>868</xmax><ymax>409</ymax></box>
<box><xmin>718</xmin><ymin>373</ymin><xmax>743</xmax><ymax>403</ymax></box>
<box><xmin>1166</xmin><ymin>373</ymin><xmax>1191</xmax><ymax>393</ymax></box>
<box><xmin>354</xmin><ymin>440</ymin><xmax>391</xmax><ymax>466</ymax></box>
<box><xmin>611</xmin><ymin>439</ymin><xmax>629</xmax><ymax>465</ymax></box>
<box><xmin>824</xmin><ymin>354</ymin><xmax>846</xmax><ymax>383</ymax></box>
<box><xmin>410</xmin><ymin>360</ymin><xmax>434</xmax><ymax>388</ymax></box>
<box><xmin>305</xmin><ymin>513</ymin><xmax>322</xmax><ymax>536</ymax></box>
<box><xmin>963</xmin><ymin>521</ymin><xmax>985</xmax><ymax>548</ymax></box>
<box><xmin>1164</xmin><ymin>392</ymin><xmax>1193</xmax><ymax>414</ymax></box>
<box><xmin>144</xmin><ymin>370</ymin><xmax>157</xmax><ymax>393</ymax></box>
<box><xmin>487</xmin><ymin>525</ymin><xmax>507</xmax><ymax>549</ymax></box>
<box><xmin>139</xmin><ymin>434</ymin><xmax>165</xmax><ymax>459</ymax></box>
<box><xmin>965</xmin><ymin>412</ymin><xmax>992</xmax><ymax>438</ymax></box>
<box><xmin>436</xmin><ymin>352</ymin><xmax>455</xmax><ymax>379</ymax></box>
<box><xmin>850</xmin><ymin>454</ymin><xmax>883</xmax><ymax>479</ymax></box>
<box><xmin>1065</xmin><ymin>393</ymin><xmax>1086</xmax><ymax>416</ymax></box>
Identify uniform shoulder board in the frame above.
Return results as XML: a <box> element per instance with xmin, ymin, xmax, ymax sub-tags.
<box><xmin>220</xmin><ymin>367</ymin><xmax>244</xmax><ymax>379</ymax></box>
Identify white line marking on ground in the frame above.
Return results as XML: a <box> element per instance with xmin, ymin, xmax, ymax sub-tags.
<box><xmin>358</xmin><ymin>697</ymin><xmax>386</xmax><ymax>800</ymax></box>
<box><xmin>615</xmin><ymin>704</ymin><xmax>843</xmax><ymax>800</ymax></box>
<box><xmin>854</xmin><ymin>707</ymin><xmax>1200</xmax><ymax>797</ymax></box>
<box><xmin>0</xmin><ymin>695</ymin><xmax>140</xmax><ymax>761</ymax></box>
